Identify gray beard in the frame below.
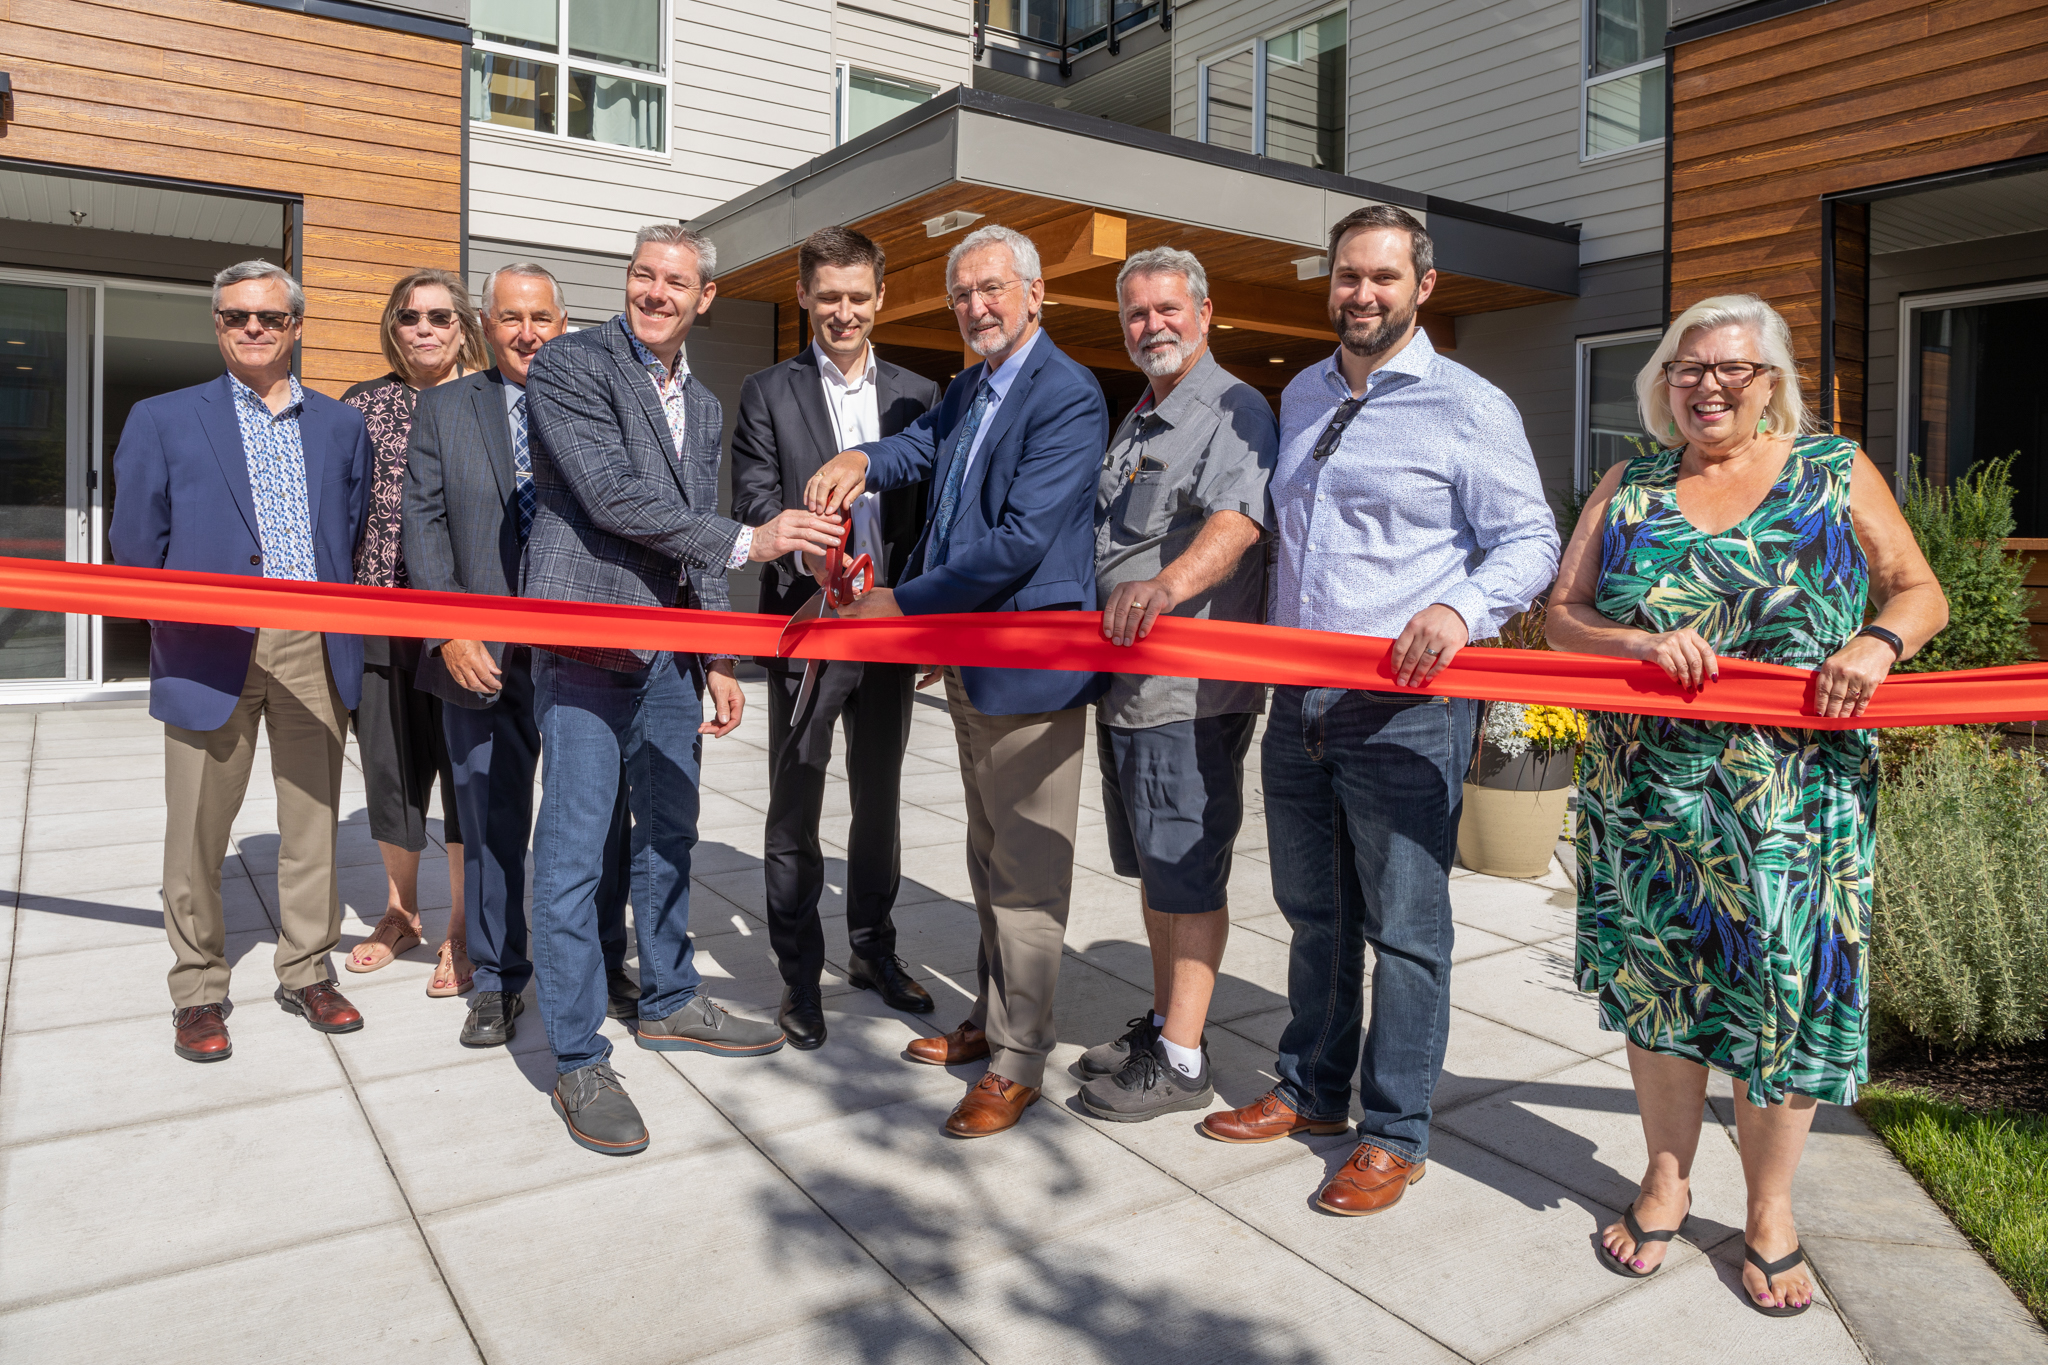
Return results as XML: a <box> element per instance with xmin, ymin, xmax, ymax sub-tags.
<box><xmin>1129</xmin><ymin>330</ymin><xmax>1196</xmax><ymax>377</ymax></box>
<box><xmin>967</xmin><ymin>310</ymin><xmax>1034</xmax><ymax>358</ymax></box>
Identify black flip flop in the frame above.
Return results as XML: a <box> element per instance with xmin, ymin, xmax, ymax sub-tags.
<box><xmin>1744</xmin><ymin>1244</ymin><xmax>1813</xmax><ymax>1316</ymax></box>
<box><xmin>1600</xmin><ymin>1197</ymin><xmax>1690</xmax><ymax>1278</ymax></box>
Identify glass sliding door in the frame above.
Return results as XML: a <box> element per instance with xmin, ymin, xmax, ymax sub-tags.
<box><xmin>1904</xmin><ymin>282</ymin><xmax>2048</xmax><ymax>536</ymax></box>
<box><xmin>0</xmin><ymin>276</ymin><xmax>90</xmax><ymax>684</ymax></box>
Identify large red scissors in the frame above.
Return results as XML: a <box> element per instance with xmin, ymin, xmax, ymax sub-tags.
<box><xmin>786</xmin><ymin>520</ymin><xmax>872</xmax><ymax>716</ymax></box>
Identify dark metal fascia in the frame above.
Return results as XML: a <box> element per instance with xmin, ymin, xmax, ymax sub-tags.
<box><xmin>0</xmin><ymin>155</ymin><xmax>304</xmax><ymax>205</ymax></box>
<box><xmin>1662</xmin><ymin>0</ymin><xmax>1832</xmax><ymax>48</ymax></box>
<box><xmin>232</xmin><ymin>0</ymin><xmax>471</xmax><ymax>45</ymax></box>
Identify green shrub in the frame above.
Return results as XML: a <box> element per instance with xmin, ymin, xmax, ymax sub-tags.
<box><xmin>1874</xmin><ymin>728</ymin><xmax>2048</xmax><ymax>1050</ymax></box>
<box><xmin>1899</xmin><ymin>455</ymin><xmax>2036</xmax><ymax>673</ymax></box>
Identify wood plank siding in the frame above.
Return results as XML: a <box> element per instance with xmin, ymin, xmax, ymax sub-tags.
<box><xmin>1669</xmin><ymin>0</ymin><xmax>2048</xmax><ymax>441</ymax></box>
<box><xmin>0</xmin><ymin>0</ymin><xmax>464</xmax><ymax>396</ymax></box>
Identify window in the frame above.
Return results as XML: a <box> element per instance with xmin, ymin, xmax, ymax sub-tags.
<box><xmin>835</xmin><ymin>65</ymin><xmax>939</xmax><ymax>145</ymax></box>
<box><xmin>1583</xmin><ymin>0</ymin><xmax>1665</xmax><ymax>159</ymax></box>
<box><xmin>1902</xmin><ymin>281</ymin><xmax>2048</xmax><ymax>536</ymax></box>
<box><xmin>1198</xmin><ymin>8</ymin><xmax>1345</xmax><ymax>170</ymax></box>
<box><xmin>1577</xmin><ymin>330</ymin><xmax>1660</xmax><ymax>491</ymax></box>
<box><xmin>469</xmin><ymin>0</ymin><xmax>668</xmax><ymax>155</ymax></box>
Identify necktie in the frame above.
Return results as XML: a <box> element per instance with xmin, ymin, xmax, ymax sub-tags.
<box><xmin>511</xmin><ymin>393</ymin><xmax>535</xmax><ymax>542</ymax></box>
<box><xmin>928</xmin><ymin>380</ymin><xmax>992</xmax><ymax>569</ymax></box>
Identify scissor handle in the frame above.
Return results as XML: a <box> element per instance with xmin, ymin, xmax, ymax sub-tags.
<box><xmin>827</xmin><ymin>552</ymin><xmax>873</xmax><ymax>609</ymax></box>
<box><xmin>822</xmin><ymin>518</ymin><xmax>850</xmax><ymax>591</ymax></box>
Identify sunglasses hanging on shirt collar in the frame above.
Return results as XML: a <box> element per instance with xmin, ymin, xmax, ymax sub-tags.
<box><xmin>1312</xmin><ymin>395</ymin><xmax>1367</xmax><ymax>461</ymax></box>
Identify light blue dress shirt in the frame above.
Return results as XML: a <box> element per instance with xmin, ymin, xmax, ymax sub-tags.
<box><xmin>1268</xmin><ymin>329</ymin><xmax>1558</xmax><ymax>641</ymax></box>
<box><xmin>958</xmin><ymin>323</ymin><xmax>1043</xmax><ymax>488</ymax></box>
<box><xmin>229</xmin><ymin>371</ymin><xmax>319</xmax><ymax>582</ymax></box>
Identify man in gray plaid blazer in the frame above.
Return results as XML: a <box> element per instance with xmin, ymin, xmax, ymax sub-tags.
<box><xmin>522</xmin><ymin>223</ymin><xmax>844</xmax><ymax>1156</ymax></box>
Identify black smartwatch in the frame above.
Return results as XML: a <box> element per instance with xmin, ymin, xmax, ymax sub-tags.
<box><xmin>1856</xmin><ymin>624</ymin><xmax>1904</xmax><ymax>659</ymax></box>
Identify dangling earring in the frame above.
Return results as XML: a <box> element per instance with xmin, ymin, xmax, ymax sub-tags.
<box><xmin>1665</xmin><ymin>420</ymin><xmax>1679</xmax><ymax>441</ymax></box>
<box><xmin>1757</xmin><ymin>415</ymin><xmax>1770</xmax><ymax>435</ymax></box>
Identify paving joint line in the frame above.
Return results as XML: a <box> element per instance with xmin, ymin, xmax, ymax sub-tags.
<box><xmin>0</xmin><ymin>713</ymin><xmax>42</xmax><ymax>1087</ymax></box>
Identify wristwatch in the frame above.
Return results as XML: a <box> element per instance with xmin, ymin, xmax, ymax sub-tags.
<box><xmin>1856</xmin><ymin>624</ymin><xmax>1904</xmax><ymax>659</ymax></box>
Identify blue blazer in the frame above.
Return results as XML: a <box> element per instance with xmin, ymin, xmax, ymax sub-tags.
<box><xmin>109</xmin><ymin>373</ymin><xmax>372</xmax><ymax>732</ymax></box>
<box><xmin>862</xmin><ymin>333</ymin><xmax>1108</xmax><ymax>716</ymax></box>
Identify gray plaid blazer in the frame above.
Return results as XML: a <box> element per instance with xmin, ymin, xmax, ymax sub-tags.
<box><xmin>521</xmin><ymin>317</ymin><xmax>741</xmax><ymax>673</ymax></box>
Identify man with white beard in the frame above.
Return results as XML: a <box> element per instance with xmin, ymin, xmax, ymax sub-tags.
<box><xmin>1076</xmin><ymin>247</ymin><xmax>1278</xmax><ymax>1123</ymax></box>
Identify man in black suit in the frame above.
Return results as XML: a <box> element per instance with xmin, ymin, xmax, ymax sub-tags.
<box><xmin>402</xmin><ymin>263</ymin><xmax>637</xmax><ymax>1051</ymax></box>
<box><xmin>731</xmin><ymin>226</ymin><xmax>942</xmax><ymax>1050</ymax></box>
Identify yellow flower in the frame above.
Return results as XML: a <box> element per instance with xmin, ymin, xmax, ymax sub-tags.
<box><xmin>1520</xmin><ymin>705</ymin><xmax>1587</xmax><ymax>752</ymax></box>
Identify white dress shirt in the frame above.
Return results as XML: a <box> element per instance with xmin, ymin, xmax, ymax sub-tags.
<box><xmin>807</xmin><ymin>340</ymin><xmax>887</xmax><ymax>581</ymax></box>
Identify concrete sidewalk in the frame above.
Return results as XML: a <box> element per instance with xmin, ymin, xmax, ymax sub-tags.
<box><xmin>0</xmin><ymin>685</ymin><xmax>2030</xmax><ymax>1363</ymax></box>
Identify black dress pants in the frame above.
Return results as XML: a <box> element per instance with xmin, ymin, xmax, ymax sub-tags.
<box><xmin>762</xmin><ymin>657</ymin><xmax>914</xmax><ymax>988</ymax></box>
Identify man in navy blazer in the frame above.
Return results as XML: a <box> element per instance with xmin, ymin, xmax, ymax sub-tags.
<box><xmin>809</xmin><ymin>224</ymin><xmax>1108</xmax><ymax>1139</ymax></box>
<box><xmin>109</xmin><ymin>260</ymin><xmax>373</xmax><ymax>1064</ymax></box>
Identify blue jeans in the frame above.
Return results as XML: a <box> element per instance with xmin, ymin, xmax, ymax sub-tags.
<box><xmin>442</xmin><ymin>647</ymin><xmax>632</xmax><ymax>997</ymax></box>
<box><xmin>531</xmin><ymin>649</ymin><xmax>705</xmax><ymax>1075</ymax></box>
<box><xmin>1264</xmin><ymin>685</ymin><xmax>1477</xmax><ymax>1161</ymax></box>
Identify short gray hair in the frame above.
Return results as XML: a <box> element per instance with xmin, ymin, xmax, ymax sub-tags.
<box><xmin>212</xmin><ymin>259</ymin><xmax>303</xmax><ymax>315</ymax></box>
<box><xmin>483</xmin><ymin>263</ymin><xmax>567</xmax><ymax>315</ymax></box>
<box><xmin>1637</xmin><ymin>293</ymin><xmax>1811</xmax><ymax>440</ymax></box>
<box><xmin>947</xmin><ymin>224</ymin><xmax>1041</xmax><ymax>287</ymax></box>
<box><xmin>1117</xmin><ymin>246</ymin><xmax>1208</xmax><ymax>308</ymax></box>
<box><xmin>633</xmin><ymin>223</ymin><xmax>717</xmax><ymax>279</ymax></box>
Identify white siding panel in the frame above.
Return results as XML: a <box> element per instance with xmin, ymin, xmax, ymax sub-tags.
<box><xmin>835</xmin><ymin>0</ymin><xmax>975</xmax><ymax>94</ymax></box>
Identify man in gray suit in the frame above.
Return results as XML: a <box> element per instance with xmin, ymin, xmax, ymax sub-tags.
<box><xmin>522</xmin><ymin>223</ymin><xmax>844</xmax><ymax>1156</ymax></box>
<box><xmin>402</xmin><ymin>263</ymin><xmax>638</xmax><ymax>1052</ymax></box>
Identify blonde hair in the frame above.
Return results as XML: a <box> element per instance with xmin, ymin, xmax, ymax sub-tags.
<box><xmin>1636</xmin><ymin>293</ymin><xmax>1810</xmax><ymax>442</ymax></box>
<box><xmin>379</xmin><ymin>268</ymin><xmax>489</xmax><ymax>386</ymax></box>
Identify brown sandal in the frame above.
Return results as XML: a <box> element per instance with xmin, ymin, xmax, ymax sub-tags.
<box><xmin>346</xmin><ymin>908</ymin><xmax>423</xmax><ymax>973</ymax></box>
<box><xmin>427</xmin><ymin>938</ymin><xmax>474</xmax><ymax>997</ymax></box>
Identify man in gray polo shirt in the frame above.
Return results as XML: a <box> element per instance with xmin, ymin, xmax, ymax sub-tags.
<box><xmin>1079</xmin><ymin>246</ymin><xmax>1277</xmax><ymax>1123</ymax></box>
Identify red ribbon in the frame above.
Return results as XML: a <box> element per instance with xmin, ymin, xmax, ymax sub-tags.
<box><xmin>5</xmin><ymin>556</ymin><xmax>2045</xmax><ymax>730</ymax></box>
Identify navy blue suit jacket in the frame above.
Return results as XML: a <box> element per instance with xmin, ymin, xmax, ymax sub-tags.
<box><xmin>109</xmin><ymin>373</ymin><xmax>372</xmax><ymax>732</ymax></box>
<box><xmin>861</xmin><ymin>332</ymin><xmax>1108</xmax><ymax>716</ymax></box>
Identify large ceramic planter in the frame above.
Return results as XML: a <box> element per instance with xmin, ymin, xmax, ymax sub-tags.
<box><xmin>1457</xmin><ymin>747</ymin><xmax>1575</xmax><ymax>879</ymax></box>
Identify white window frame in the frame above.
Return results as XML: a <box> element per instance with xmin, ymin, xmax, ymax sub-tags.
<box><xmin>1579</xmin><ymin>0</ymin><xmax>1665</xmax><ymax>163</ymax></box>
<box><xmin>1575</xmin><ymin>327</ymin><xmax>1662</xmax><ymax>492</ymax></box>
<box><xmin>1197</xmin><ymin>4</ymin><xmax>1345</xmax><ymax>161</ymax></box>
<box><xmin>469</xmin><ymin>0</ymin><xmax>673</xmax><ymax>162</ymax></box>
<box><xmin>1895</xmin><ymin>276</ymin><xmax>2048</xmax><ymax>499</ymax></box>
<box><xmin>834</xmin><ymin>63</ymin><xmax>942</xmax><ymax>147</ymax></box>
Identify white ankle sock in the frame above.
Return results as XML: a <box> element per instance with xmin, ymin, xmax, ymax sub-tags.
<box><xmin>1158</xmin><ymin>1035</ymin><xmax>1203</xmax><ymax>1079</ymax></box>
<box><xmin>1151</xmin><ymin>1011</ymin><xmax>1167</xmax><ymax>1029</ymax></box>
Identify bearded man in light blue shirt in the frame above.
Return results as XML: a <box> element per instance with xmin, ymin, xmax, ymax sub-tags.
<box><xmin>1200</xmin><ymin>205</ymin><xmax>1559</xmax><ymax>1218</ymax></box>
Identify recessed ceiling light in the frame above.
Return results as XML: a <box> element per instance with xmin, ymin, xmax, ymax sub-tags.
<box><xmin>1268</xmin><ymin>357</ymin><xmax>1284</xmax><ymax>364</ymax></box>
<box><xmin>14</xmin><ymin>365</ymin><xmax>30</xmax><ymax>371</ymax></box>
<box><xmin>1215</xmin><ymin>324</ymin><xmax>1235</xmax><ymax>330</ymax></box>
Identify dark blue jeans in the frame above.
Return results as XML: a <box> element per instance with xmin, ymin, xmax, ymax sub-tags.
<box><xmin>531</xmin><ymin>649</ymin><xmax>705</xmax><ymax>1075</ymax></box>
<box><xmin>442</xmin><ymin>647</ymin><xmax>631</xmax><ymax>998</ymax></box>
<box><xmin>1264</xmin><ymin>685</ymin><xmax>1477</xmax><ymax>1162</ymax></box>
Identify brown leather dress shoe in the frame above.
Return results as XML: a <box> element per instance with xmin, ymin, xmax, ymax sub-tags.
<box><xmin>1201</xmin><ymin>1089</ymin><xmax>1351</xmax><ymax>1144</ymax></box>
<box><xmin>173</xmin><ymin>1003</ymin><xmax>233</xmax><ymax>1063</ymax></box>
<box><xmin>944</xmin><ymin>1072</ymin><xmax>1040</xmax><ymax>1137</ymax></box>
<box><xmin>275</xmin><ymin>980</ymin><xmax>364</xmax><ymax>1034</ymax></box>
<box><xmin>906</xmin><ymin>1019</ymin><xmax>990</xmax><ymax>1067</ymax></box>
<box><xmin>1316</xmin><ymin>1142</ymin><xmax>1426</xmax><ymax>1216</ymax></box>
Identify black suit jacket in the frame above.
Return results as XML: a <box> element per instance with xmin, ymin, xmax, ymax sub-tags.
<box><xmin>730</xmin><ymin>348</ymin><xmax>939</xmax><ymax>617</ymax></box>
<box><xmin>402</xmin><ymin>366</ymin><xmax>525</xmax><ymax>708</ymax></box>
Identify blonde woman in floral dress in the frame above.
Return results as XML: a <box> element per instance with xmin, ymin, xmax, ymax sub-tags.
<box><xmin>1548</xmin><ymin>295</ymin><xmax>1947</xmax><ymax>1314</ymax></box>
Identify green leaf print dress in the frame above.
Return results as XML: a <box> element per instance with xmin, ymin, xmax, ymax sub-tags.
<box><xmin>1575</xmin><ymin>434</ymin><xmax>1876</xmax><ymax>1107</ymax></box>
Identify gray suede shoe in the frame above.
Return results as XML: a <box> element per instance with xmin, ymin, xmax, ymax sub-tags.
<box><xmin>1079</xmin><ymin>1014</ymin><xmax>1159</xmax><ymax>1078</ymax></box>
<box><xmin>1081</xmin><ymin>1037</ymin><xmax>1213</xmax><ymax>1123</ymax></box>
<box><xmin>551</xmin><ymin>1062</ymin><xmax>647</xmax><ymax>1155</ymax></box>
<box><xmin>633</xmin><ymin>995</ymin><xmax>785</xmax><ymax>1056</ymax></box>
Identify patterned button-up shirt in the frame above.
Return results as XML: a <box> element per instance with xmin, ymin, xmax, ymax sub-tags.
<box><xmin>230</xmin><ymin>371</ymin><xmax>319</xmax><ymax>582</ymax></box>
<box><xmin>1269</xmin><ymin>329</ymin><xmax>1557</xmax><ymax>641</ymax></box>
<box><xmin>619</xmin><ymin>316</ymin><xmax>750</xmax><ymax>571</ymax></box>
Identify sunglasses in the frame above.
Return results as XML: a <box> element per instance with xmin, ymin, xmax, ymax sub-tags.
<box><xmin>215</xmin><ymin>309</ymin><xmax>298</xmax><ymax>332</ymax></box>
<box><xmin>1311</xmin><ymin>396</ymin><xmax>1366</xmax><ymax>461</ymax></box>
<box><xmin>397</xmin><ymin>308</ymin><xmax>460</xmax><ymax>328</ymax></box>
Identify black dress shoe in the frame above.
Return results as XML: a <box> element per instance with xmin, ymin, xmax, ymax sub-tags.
<box><xmin>461</xmin><ymin>990</ymin><xmax>525</xmax><ymax>1048</ymax></box>
<box><xmin>606</xmin><ymin>967</ymin><xmax>641</xmax><ymax>1022</ymax></box>
<box><xmin>778</xmin><ymin>984</ymin><xmax>827</xmax><ymax>1051</ymax></box>
<box><xmin>846</xmin><ymin>952</ymin><xmax>934</xmax><ymax>1014</ymax></box>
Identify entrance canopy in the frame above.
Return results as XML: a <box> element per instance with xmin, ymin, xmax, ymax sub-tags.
<box><xmin>693</xmin><ymin>89</ymin><xmax>1579</xmax><ymax>392</ymax></box>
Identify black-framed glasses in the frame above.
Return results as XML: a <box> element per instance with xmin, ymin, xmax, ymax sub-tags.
<box><xmin>1312</xmin><ymin>396</ymin><xmax>1366</xmax><ymax>461</ymax></box>
<box><xmin>1662</xmin><ymin>360</ymin><xmax>1773</xmax><ymax>389</ymax></box>
<box><xmin>215</xmin><ymin>309</ymin><xmax>298</xmax><ymax>332</ymax></box>
<box><xmin>397</xmin><ymin>308</ymin><xmax>459</xmax><ymax>328</ymax></box>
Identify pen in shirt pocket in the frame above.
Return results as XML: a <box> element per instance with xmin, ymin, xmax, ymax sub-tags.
<box><xmin>1128</xmin><ymin>453</ymin><xmax>1169</xmax><ymax>482</ymax></box>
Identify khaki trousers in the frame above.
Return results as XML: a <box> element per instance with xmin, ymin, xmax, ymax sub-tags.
<box><xmin>163</xmin><ymin>628</ymin><xmax>349</xmax><ymax>1009</ymax></box>
<box><xmin>942</xmin><ymin>668</ymin><xmax>1085</xmax><ymax>1089</ymax></box>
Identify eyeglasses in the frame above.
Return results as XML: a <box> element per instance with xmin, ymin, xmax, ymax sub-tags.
<box><xmin>1663</xmin><ymin>360</ymin><xmax>1774</xmax><ymax>389</ymax></box>
<box><xmin>397</xmin><ymin>308</ymin><xmax>460</xmax><ymax>328</ymax></box>
<box><xmin>215</xmin><ymin>309</ymin><xmax>298</xmax><ymax>332</ymax></box>
<box><xmin>950</xmin><ymin>279</ymin><xmax>1023</xmax><ymax>311</ymax></box>
<box><xmin>1311</xmin><ymin>396</ymin><xmax>1366</xmax><ymax>461</ymax></box>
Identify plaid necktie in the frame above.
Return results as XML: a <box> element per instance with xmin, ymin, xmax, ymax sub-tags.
<box><xmin>511</xmin><ymin>392</ymin><xmax>535</xmax><ymax>542</ymax></box>
<box><xmin>929</xmin><ymin>380</ymin><xmax>992</xmax><ymax>569</ymax></box>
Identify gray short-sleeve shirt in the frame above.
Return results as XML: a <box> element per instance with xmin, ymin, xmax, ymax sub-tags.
<box><xmin>1095</xmin><ymin>350</ymin><xmax>1278</xmax><ymax>729</ymax></box>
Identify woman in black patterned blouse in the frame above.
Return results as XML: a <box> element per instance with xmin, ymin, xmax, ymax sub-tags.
<box><xmin>341</xmin><ymin>268</ymin><xmax>489</xmax><ymax>996</ymax></box>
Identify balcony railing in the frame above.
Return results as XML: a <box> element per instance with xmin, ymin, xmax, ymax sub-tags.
<box><xmin>974</xmin><ymin>0</ymin><xmax>1169</xmax><ymax>75</ymax></box>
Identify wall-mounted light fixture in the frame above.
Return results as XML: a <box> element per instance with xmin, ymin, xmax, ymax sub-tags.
<box><xmin>924</xmin><ymin>210</ymin><xmax>983</xmax><ymax>238</ymax></box>
<box><xmin>1293</xmin><ymin>254</ymin><xmax>1329</xmax><ymax>281</ymax></box>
